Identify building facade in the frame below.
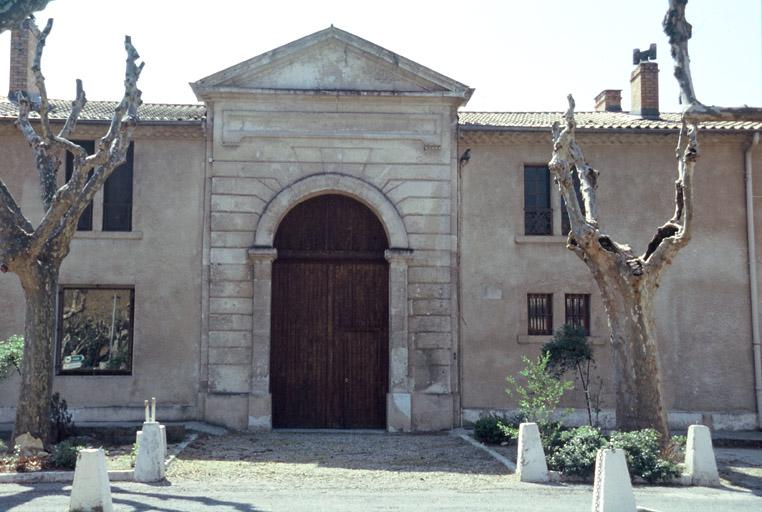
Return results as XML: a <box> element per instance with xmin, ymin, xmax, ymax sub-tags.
<box><xmin>1</xmin><ymin>27</ymin><xmax>760</xmax><ymax>432</ymax></box>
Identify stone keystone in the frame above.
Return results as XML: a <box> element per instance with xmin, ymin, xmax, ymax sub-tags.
<box><xmin>591</xmin><ymin>448</ymin><xmax>636</xmax><ymax>512</ymax></box>
<box><xmin>69</xmin><ymin>448</ymin><xmax>113</xmax><ymax>512</ymax></box>
<box><xmin>685</xmin><ymin>424</ymin><xmax>720</xmax><ymax>486</ymax></box>
<box><xmin>516</xmin><ymin>422</ymin><xmax>548</xmax><ymax>482</ymax></box>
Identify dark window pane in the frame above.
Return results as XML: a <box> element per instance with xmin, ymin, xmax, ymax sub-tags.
<box><xmin>561</xmin><ymin>169</ymin><xmax>585</xmax><ymax>235</ymax></box>
<box><xmin>103</xmin><ymin>143</ymin><xmax>134</xmax><ymax>231</ymax></box>
<box><xmin>565</xmin><ymin>293</ymin><xmax>591</xmax><ymax>335</ymax></box>
<box><xmin>524</xmin><ymin>166</ymin><xmax>552</xmax><ymax>235</ymax></box>
<box><xmin>57</xmin><ymin>287</ymin><xmax>134</xmax><ymax>374</ymax></box>
<box><xmin>65</xmin><ymin>140</ymin><xmax>95</xmax><ymax>231</ymax></box>
<box><xmin>528</xmin><ymin>293</ymin><xmax>553</xmax><ymax>335</ymax></box>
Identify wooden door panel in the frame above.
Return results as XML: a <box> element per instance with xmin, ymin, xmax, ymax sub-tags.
<box><xmin>271</xmin><ymin>195</ymin><xmax>389</xmax><ymax>429</ymax></box>
<box><xmin>333</xmin><ymin>262</ymin><xmax>388</xmax><ymax>428</ymax></box>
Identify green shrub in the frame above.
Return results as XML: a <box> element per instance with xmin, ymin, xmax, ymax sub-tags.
<box><xmin>130</xmin><ymin>441</ymin><xmax>139</xmax><ymax>467</ymax></box>
<box><xmin>50</xmin><ymin>392</ymin><xmax>74</xmax><ymax>443</ymax></box>
<box><xmin>609</xmin><ymin>429</ymin><xmax>681</xmax><ymax>483</ymax></box>
<box><xmin>547</xmin><ymin>426</ymin><xmax>606</xmax><ymax>477</ymax></box>
<box><xmin>0</xmin><ymin>335</ymin><xmax>23</xmax><ymax>380</ymax></box>
<box><xmin>506</xmin><ymin>353</ymin><xmax>573</xmax><ymax>437</ymax></box>
<box><xmin>50</xmin><ymin>440</ymin><xmax>85</xmax><ymax>470</ymax></box>
<box><xmin>0</xmin><ymin>439</ymin><xmax>7</xmax><ymax>453</ymax></box>
<box><xmin>473</xmin><ymin>416</ymin><xmax>518</xmax><ymax>445</ymax></box>
<box><xmin>542</xmin><ymin>325</ymin><xmax>603</xmax><ymax>427</ymax></box>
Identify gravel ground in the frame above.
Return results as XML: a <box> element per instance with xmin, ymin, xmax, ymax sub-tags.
<box><xmin>168</xmin><ymin>431</ymin><xmax>516</xmax><ymax>490</ymax></box>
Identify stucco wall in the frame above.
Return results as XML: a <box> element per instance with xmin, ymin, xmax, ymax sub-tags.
<box><xmin>459</xmin><ymin>130</ymin><xmax>759</xmax><ymax>429</ymax></box>
<box><xmin>0</xmin><ymin>123</ymin><xmax>206</xmax><ymax>424</ymax></box>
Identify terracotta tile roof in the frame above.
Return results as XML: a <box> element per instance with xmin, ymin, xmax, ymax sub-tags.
<box><xmin>458</xmin><ymin>111</ymin><xmax>762</xmax><ymax>132</ymax></box>
<box><xmin>0</xmin><ymin>99</ymin><xmax>206</xmax><ymax>123</ymax></box>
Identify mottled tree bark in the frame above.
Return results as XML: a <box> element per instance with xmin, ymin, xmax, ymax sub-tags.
<box><xmin>548</xmin><ymin>0</ymin><xmax>762</xmax><ymax>444</ymax></box>
<box><xmin>549</xmin><ymin>95</ymin><xmax>693</xmax><ymax>443</ymax></box>
<box><xmin>13</xmin><ymin>261</ymin><xmax>57</xmax><ymax>443</ymax></box>
<box><xmin>0</xmin><ymin>17</ymin><xmax>143</xmax><ymax>445</ymax></box>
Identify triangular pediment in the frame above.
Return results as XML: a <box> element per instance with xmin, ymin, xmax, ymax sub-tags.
<box><xmin>191</xmin><ymin>27</ymin><xmax>472</xmax><ymax>101</ymax></box>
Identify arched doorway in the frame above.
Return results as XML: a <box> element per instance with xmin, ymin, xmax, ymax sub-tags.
<box><xmin>270</xmin><ymin>194</ymin><xmax>389</xmax><ymax>428</ymax></box>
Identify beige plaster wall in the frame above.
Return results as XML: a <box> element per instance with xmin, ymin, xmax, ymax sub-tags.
<box><xmin>0</xmin><ymin>124</ymin><xmax>206</xmax><ymax>424</ymax></box>
<box><xmin>459</xmin><ymin>130</ymin><xmax>759</xmax><ymax>429</ymax></box>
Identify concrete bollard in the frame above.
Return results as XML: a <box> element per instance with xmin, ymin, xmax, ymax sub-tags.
<box><xmin>685</xmin><ymin>424</ymin><xmax>720</xmax><ymax>486</ymax></box>
<box><xmin>516</xmin><ymin>422</ymin><xmax>548</xmax><ymax>483</ymax></box>
<box><xmin>160</xmin><ymin>424</ymin><xmax>167</xmax><ymax>460</ymax></box>
<box><xmin>134</xmin><ymin>422</ymin><xmax>166</xmax><ymax>482</ymax></box>
<box><xmin>591</xmin><ymin>448</ymin><xmax>636</xmax><ymax>512</ymax></box>
<box><xmin>69</xmin><ymin>448</ymin><xmax>113</xmax><ymax>512</ymax></box>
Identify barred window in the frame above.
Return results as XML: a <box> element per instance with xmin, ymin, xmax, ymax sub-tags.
<box><xmin>65</xmin><ymin>140</ymin><xmax>95</xmax><ymax>231</ymax></box>
<box><xmin>561</xmin><ymin>169</ymin><xmax>584</xmax><ymax>235</ymax></box>
<box><xmin>565</xmin><ymin>293</ymin><xmax>591</xmax><ymax>335</ymax></box>
<box><xmin>524</xmin><ymin>165</ymin><xmax>552</xmax><ymax>235</ymax></box>
<box><xmin>528</xmin><ymin>293</ymin><xmax>553</xmax><ymax>335</ymax></box>
<box><xmin>103</xmin><ymin>142</ymin><xmax>134</xmax><ymax>231</ymax></box>
<box><xmin>57</xmin><ymin>287</ymin><xmax>134</xmax><ymax>375</ymax></box>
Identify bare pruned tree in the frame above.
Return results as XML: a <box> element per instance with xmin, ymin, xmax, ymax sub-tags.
<box><xmin>0</xmin><ymin>16</ymin><xmax>142</xmax><ymax>444</ymax></box>
<box><xmin>549</xmin><ymin>0</ymin><xmax>762</xmax><ymax>443</ymax></box>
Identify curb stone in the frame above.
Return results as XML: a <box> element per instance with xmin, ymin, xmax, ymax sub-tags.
<box><xmin>0</xmin><ymin>433</ymin><xmax>198</xmax><ymax>484</ymax></box>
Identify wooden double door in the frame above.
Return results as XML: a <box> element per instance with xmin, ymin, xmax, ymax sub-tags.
<box><xmin>270</xmin><ymin>195</ymin><xmax>389</xmax><ymax>429</ymax></box>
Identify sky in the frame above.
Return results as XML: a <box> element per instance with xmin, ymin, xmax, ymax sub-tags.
<box><xmin>0</xmin><ymin>0</ymin><xmax>759</xmax><ymax>112</ymax></box>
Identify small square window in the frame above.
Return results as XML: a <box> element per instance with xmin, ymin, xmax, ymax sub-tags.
<box><xmin>528</xmin><ymin>293</ymin><xmax>553</xmax><ymax>335</ymax></box>
<box><xmin>57</xmin><ymin>287</ymin><xmax>134</xmax><ymax>375</ymax></box>
<box><xmin>565</xmin><ymin>293</ymin><xmax>591</xmax><ymax>335</ymax></box>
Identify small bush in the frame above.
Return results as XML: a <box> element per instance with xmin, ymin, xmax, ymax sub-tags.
<box><xmin>0</xmin><ymin>335</ymin><xmax>23</xmax><ymax>380</ymax></box>
<box><xmin>0</xmin><ymin>439</ymin><xmax>7</xmax><ymax>453</ymax></box>
<box><xmin>473</xmin><ymin>416</ymin><xmax>520</xmax><ymax>445</ymax></box>
<box><xmin>50</xmin><ymin>392</ymin><xmax>74</xmax><ymax>443</ymax></box>
<box><xmin>547</xmin><ymin>426</ymin><xmax>606</xmax><ymax>477</ymax></box>
<box><xmin>50</xmin><ymin>440</ymin><xmax>85</xmax><ymax>470</ymax></box>
<box><xmin>506</xmin><ymin>353</ymin><xmax>573</xmax><ymax>433</ymax></box>
<box><xmin>609</xmin><ymin>429</ymin><xmax>681</xmax><ymax>483</ymax></box>
<box><xmin>130</xmin><ymin>441</ymin><xmax>139</xmax><ymax>467</ymax></box>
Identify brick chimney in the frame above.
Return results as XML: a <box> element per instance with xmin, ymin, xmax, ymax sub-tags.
<box><xmin>8</xmin><ymin>27</ymin><xmax>38</xmax><ymax>99</ymax></box>
<box><xmin>594</xmin><ymin>89</ymin><xmax>622</xmax><ymax>112</ymax></box>
<box><xmin>630</xmin><ymin>62</ymin><xmax>659</xmax><ymax>117</ymax></box>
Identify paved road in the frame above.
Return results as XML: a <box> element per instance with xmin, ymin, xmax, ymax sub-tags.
<box><xmin>1</xmin><ymin>480</ymin><xmax>760</xmax><ymax>511</ymax></box>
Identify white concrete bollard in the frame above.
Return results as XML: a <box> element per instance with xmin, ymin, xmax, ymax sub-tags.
<box><xmin>69</xmin><ymin>448</ymin><xmax>113</xmax><ymax>512</ymax></box>
<box><xmin>160</xmin><ymin>424</ymin><xmax>167</xmax><ymax>460</ymax></box>
<box><xmin>591</xmin><ymin>448</ymin><xmax>636</xmax><ymax>512</ymax></box>
<box><xmin>516</xmin><ymin>422</ymin><xmax>548</xmax><ymax>483</ymax></box>
<box><xmin>685</xmin><ymin>424</ymin><xmax>720</xmax><ymax>486</ymax></box>
<box><xmin>134</xmin><ymin>422</ymin><xmax>166</xmax><ymax>482</ymax></box>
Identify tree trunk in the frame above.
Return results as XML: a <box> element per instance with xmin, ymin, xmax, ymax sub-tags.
<box><xmin>599</xmin><ymin>278</ymin><xmax>670</xmax><ymax>442</ymax></box>
<box><xmin>12</xmin><ymin>261</ymin><xmax>58</xmax><ymax>445</ymax></box>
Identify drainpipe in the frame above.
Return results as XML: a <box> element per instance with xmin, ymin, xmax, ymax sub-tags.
<box><xmin>744</xmin><ymin>131</ymin><xmax>762</xmax><ymax>429</ymax></box>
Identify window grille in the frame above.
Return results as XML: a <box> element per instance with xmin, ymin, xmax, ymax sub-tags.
<box><xmin>528</xmin><ymin>293</ymin><xmax>553</xmax><ymax>335</ymax></box>
<box><xmin>565</xmin><ymin>293</ymin><xmax>591</xmax><ymax>335</ymax></box>
<box><xmin>524</xmin><ymin>166</ymin><xmax>552</xmax><ymax>235</ymax></box>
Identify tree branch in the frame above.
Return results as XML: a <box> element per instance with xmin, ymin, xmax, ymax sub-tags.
<box><xmin>26</xmin><ymin>31</ymin><xmax>143</xmax><ymax>259</ymax></box>
<box><xmin>643</xmin><ymin>124</ymin><xmax>698</xmax><ymax>274</ymax></box>
<box><xmin>664</xmin><ymin>0</ymin><xmax>762</xmax><ymax>123</ymax></box>
<box><xmin>550</xmin><ymin>95</ymin><xmax>599</xmax><ymax>244</ymax></box>
<box><xmin>59</xmin><ymin>79</ymin><xmax>86</xmax><ymax>139</ymax></box>
<box><xmin>0</xmin><ymin>177</ymin><xmax>32</xmax><ymax>271</ymax></box>
<box><xmin>49</xmin><ymin>35</ymin><xmax>143</xmax><ymax>257</ymax></box>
